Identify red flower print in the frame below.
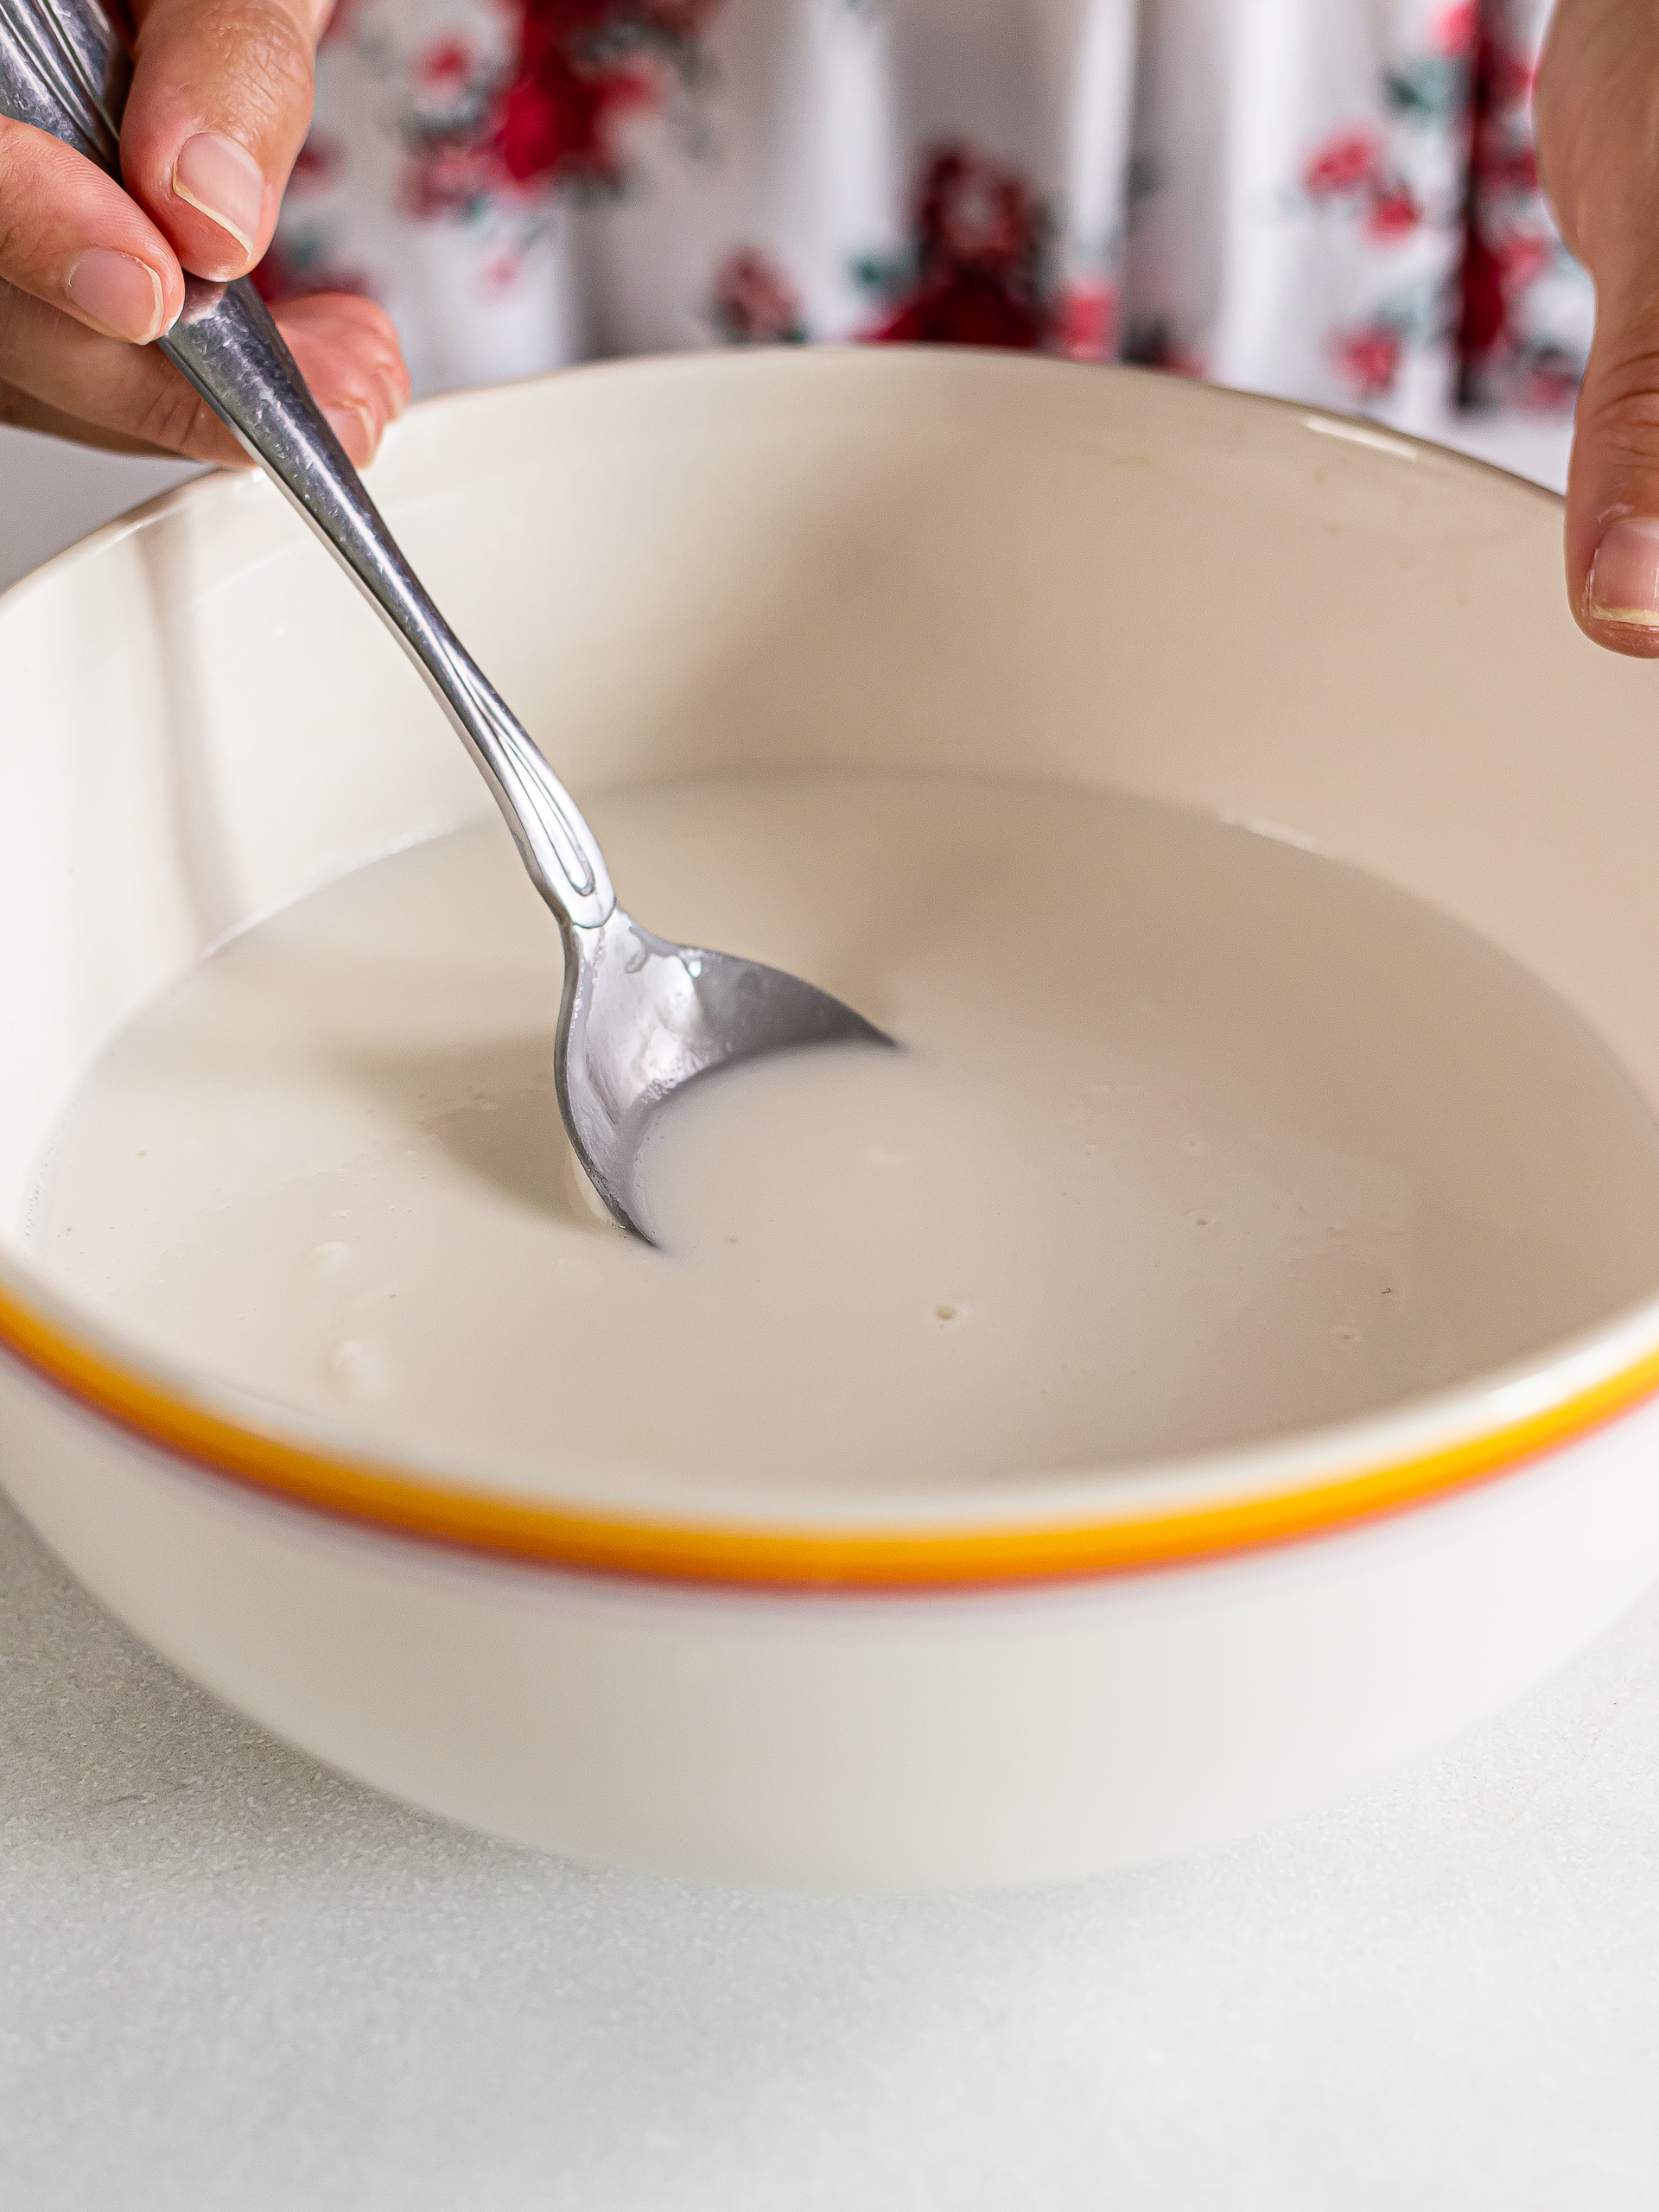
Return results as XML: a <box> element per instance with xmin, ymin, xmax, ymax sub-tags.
<box><xmin>1479</xmin><ymin>29</ymin><xmax>1535</xmax><ymax>112</ymax></box>
<box><xmin>1365</xmin><ymin>181</ymin><xmax>1421</xmax><ymax>242</ymax></box>
<box><xmin>1303</xmin><ymin>127</ymin><xmax>1418</xmax><ymax>246</ymax></box>
<box><xmin>1334</xmin><ymin>321</ymin><xmax>1403</xmax><ymax>401</ymax></box>
<box><xmin>1056</xmin><ymin>279</ymin><xmax>1117</xmax><ymax>364</ymax></box>
<box><xmin>1433</xmin><ymin>2</ymin><xmax>1477</xmax><ymax>60</ymax></box>
<box><xmin>1515</xmin><ymin>348</ymin><xmax>1582</xmax><ymax>411</ymax></box>
<box><xmin>709</xmin><ymin>248</ymin><xmax>806</xmax><ymax>344</ymax></box>
<box><xmin>1457</xmin><ymin>21</ymin><xmax>1561</xmax><ymax>402</ymax></box>
<box><xmin>1484</xmin><ymin>140</ymin><xmax>1538</xmax><ymax>194</ymax></box>
<box><xmin>251</xmin><ymin>238</ymin><xmax>375</xmax><ymax>306</ymax></box>
<box><xmin>496</xmin><ymin>55</ymin><xmax>651</xmax><ymax>185</ymax></box>
<box><xmin>401</xmin><ymin>135</ymin><xmax>503</xmax><ymax>221</ymax></box>
<box><xmin>288</xmin><ymin>133</ymin><xmax>344</xmax><ymax>194</ymax></box>
<box><xmin>868</xmin><ymin>143</ymin><xmax>1052</xmax><ymax>351</ymax></box>
<box><xmin>1459</xmin><ymin>223</ymin><xmax>1554</xmax><ymax>381</ymax></box>
<box><xmin>1304</xmin><ymin>130</ymin><xmax>1382</xmax><ymax>198</ymax></box>
<box><xmin>418</xmin><ymin>37</ymin><xmax>474</xmax><ymax>91</ymax></box>
<box><xmin>480</xmin><ymin>249</ymin><xmax>529</xmax><ymax>296</ymax></box>
<box><xmin>384</xmin><ymin>3</ymin><xmax>717</xmax><ymax>232</ymax></box>
<box><xmin>493</xmin><ymin>0</ymin><xmax>718</xmax><ymax>190</ymax></box>
<box><xmin>1502</xmin><ymin>229</ymin><xmax>1551</xmax><ymax>293</ymax></box>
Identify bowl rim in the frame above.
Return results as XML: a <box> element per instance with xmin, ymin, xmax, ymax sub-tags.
<box><xmin>5</xmin><ymin>1257</ymin><xmax>1659</xmax><ymax>1588</ymax></box>
<box><xmin>3</xmin><ymin>348</ymin><xmax>1646</xmax><ymax>1592</ymax></box>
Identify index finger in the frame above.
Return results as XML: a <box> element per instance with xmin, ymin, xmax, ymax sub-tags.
<box><xmin>0</xmin><ymin>111</ymin><xmax>182</xmax><ymax>340</ymax></box>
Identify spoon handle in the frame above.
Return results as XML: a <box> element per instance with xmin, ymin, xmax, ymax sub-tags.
<box><xmin>163</xmin><ymin>280</ymin><xmax>617</xmax><ymax>929</ymax></box>
<box><xmin>0</xmin><ymin>0</ymin><xmax>616</xmax><ymax>933</ymax></box>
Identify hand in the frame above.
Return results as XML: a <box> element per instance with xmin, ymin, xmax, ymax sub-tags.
<box><xmin>0</xmin><ymin>0</ymin><xmax>408</xmax><ymax>467</ymax></box>
<box><xmin>1535</xmin><ymin>0</ymin><xmax>1659</xmax><ymax>653</ymax></box>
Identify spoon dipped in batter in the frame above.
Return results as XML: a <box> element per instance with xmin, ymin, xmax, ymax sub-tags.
<box><xmin>0</xmin><ymin>0</ymin><xmax>892</xmax><ymax>1237</ymax></box>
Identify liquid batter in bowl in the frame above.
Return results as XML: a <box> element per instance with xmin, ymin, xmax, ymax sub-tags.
<box><xmin>28</xmin><ymin>772</ymin><xmax>1659</xmax><ymax>1499</ymax></box>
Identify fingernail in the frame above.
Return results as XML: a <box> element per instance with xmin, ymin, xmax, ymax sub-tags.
<box><xmin>172</xmin><ymin>132</ymin><xmax>264</xmax><ymax>256</ymax></box>
<box><xmin>1586</xmin><ymin>516</ymin><xmax>1659</xmax><ymax>627</ymax></box>
<box><xmin>323</xmin><ymin>402</ymin><xmax>377</xmax><ymax>465</ymax></box>
<box><xmin>66</xmin><ymin>249</ymin><xmax>165</xmax><ymax>342</ymax></box>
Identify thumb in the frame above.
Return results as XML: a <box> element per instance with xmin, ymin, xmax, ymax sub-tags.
<box><xmin>1569</xmin><ymin>277</ymin><xmax>1659</xmax><ymax>658</ymax></box>
<box><xmin>121</xmin><ymin>0</ymin><xmax>321</xmax><ymax>283</ymax></box>
<box><xmin>1533</xmin><ymin>0</ymin><xmax>1659</xmax><ymax>655</ymax></box>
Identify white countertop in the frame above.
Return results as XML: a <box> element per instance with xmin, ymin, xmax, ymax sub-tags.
<box><xmin>12</xmin><ymin>405</ymin><xmax>1658</xmax><ymax>2212</ymax></box>
<box><xmin>6</xmin><ymin>1480</ymin><xmax>1657</xmax><ymax>2210</ymax></box>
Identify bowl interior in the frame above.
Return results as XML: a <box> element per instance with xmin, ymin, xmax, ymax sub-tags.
<box><xmin>5</xmin><ymin>349</ymin><xmax>1659</xmax><ymax>1510</ymax></box>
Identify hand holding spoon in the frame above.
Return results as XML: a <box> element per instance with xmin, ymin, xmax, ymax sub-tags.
<box><xmin>0</xmin><ymin>0</ymin><xmax>891</xmax><ymax>1241</ymax></box>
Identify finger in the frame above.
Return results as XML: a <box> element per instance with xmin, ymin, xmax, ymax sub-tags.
<box><xmin>0</xmin><ymin>278</ymin><xmax>245</xmax><ymax>458</ymax></box>
<box><xmin>1534</xmin><ymin>0</ymin><xmax>1659</xmax><ymax>656</ymax></box>
<box><xmin>1565</xmin><ymin>270</ymin><xmax>1659</xmax><ymax>658</ymax></box>
<box><xmin>273</xmin><ymin>293</ymin><xmax>410</xmax><ymax>465</ymax></box>
<box><xmin>122</xmin><ymin>0</ymin><xmax>321</xmax><ymax>283</ymax></box>
<box><xmin>0</xmin><ymin>115</ymin><xmax>182</xmax><ymax>341</ymax></box>
<box><xmin>0</xmin><ymin>378</ymin><xmax>199</xmax><ymax>455</ymax></box>
<box><xmin>0</xmin><ymin>286</ymin><xmax>407</xmax><ymax>467</ymax></box>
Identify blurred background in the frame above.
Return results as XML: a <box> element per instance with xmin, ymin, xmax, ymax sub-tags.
<box><xmin>0</xmin><ymin>0</ymin><xmax>1588</xmax><ymax>594</ymax></box>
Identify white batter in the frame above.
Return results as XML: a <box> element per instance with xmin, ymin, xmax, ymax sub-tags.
<box><xmin>29</xmin><ymin>774</ymin><xmax>1659</xmax><ymax>1497</ymax></box>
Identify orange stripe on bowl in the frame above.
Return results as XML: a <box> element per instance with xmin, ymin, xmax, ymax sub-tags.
<box><xmin>3</xmin><ymin>1283</ymin><xmax>1657</xmax><ymax>1588</ymax></box>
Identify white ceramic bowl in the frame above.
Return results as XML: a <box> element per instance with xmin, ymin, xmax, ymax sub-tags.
<box><xmin>4</xmin><ymin>350</ymin><xmax>1659</xmax><ymax>1888</ymax></box>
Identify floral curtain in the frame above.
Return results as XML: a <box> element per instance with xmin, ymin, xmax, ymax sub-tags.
<box><xmin>264</xmin><ymin>0</ymin><xmax>1587</xmax><ymax>434</ymax></box>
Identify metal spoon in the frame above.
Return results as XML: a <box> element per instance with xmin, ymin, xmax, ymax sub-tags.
<box><xmin>1</xmin><ymin>0</ymin><xmax>891</xmax><ymax>1242</ymax></box>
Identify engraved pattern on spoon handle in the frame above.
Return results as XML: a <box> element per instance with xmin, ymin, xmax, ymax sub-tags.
<box><xmin>0</xmin><ymin>0</ymin><xmax>616</xmax><ymax>933</ymax></box>
<box><xmin>0</xmin><ymin>0</ymin><xmax>125</xmax><ymax>163</ymax></box>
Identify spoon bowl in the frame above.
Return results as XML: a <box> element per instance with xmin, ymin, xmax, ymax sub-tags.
<box><xmin>558</xmin><ymin>912</ymin><xmax>892</xmax><ymax>1239</ymax></box>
